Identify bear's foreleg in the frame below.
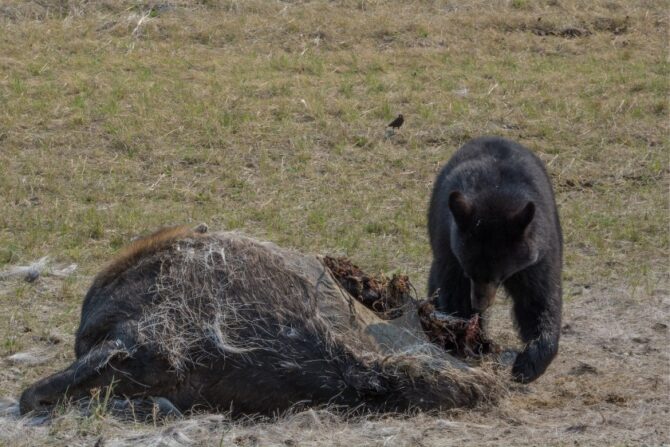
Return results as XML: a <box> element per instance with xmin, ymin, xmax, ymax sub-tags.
<box><xmin>429</xmin><ymin>257</ymin><xmax>477</xmax><ymax>319</ymax></box>
<box><xmin>505</xmin><ymin>260</ymin><xmax>562</xmax><ymax>383</ymax></box>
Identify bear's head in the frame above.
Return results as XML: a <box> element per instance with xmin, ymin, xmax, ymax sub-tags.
<box><xmin>448</xmin><ymin>190</ymin><xmax>540</xmax><ymax>311</ymax></box>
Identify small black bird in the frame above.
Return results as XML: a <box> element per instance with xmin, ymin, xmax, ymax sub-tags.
<box><xmin>387</xmin><ymin>114</ymin><xmax>404</xmax><ymax>129</ymax></box>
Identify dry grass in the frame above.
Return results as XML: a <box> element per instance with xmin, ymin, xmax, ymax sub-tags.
<box><xmin>0</xmin><ymin>0</ymin><xmax>668</xmax><ymax>445</ymax></box>
<box><xmin>137</xmin><ymin>232</ymin><xmax>501</xmax><ymax>409</ymax></box>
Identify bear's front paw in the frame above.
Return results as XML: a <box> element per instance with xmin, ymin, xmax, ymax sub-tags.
<box><xmin>511</xmin><ymin>338</ymin><xmax>556</xmax><ymax>383</ymax></box>
<box><xmin>511</xmin><ymin>350</ymin><xmax>539</xmax><ymax>383</ymax></box>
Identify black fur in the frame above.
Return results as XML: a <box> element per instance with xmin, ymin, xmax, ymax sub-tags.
<box><xmin>428</xmin><ymin>136</ymin><xmax>562</xmax><ymax>383</ymax></box>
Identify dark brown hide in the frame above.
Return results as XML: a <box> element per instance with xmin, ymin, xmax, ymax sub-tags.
<box><xmin>20</xmin><ymin>230</ymin><xmax>499</xmax><ymax>417</ymax></box>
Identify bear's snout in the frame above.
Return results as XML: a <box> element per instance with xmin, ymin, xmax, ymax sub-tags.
<box><xmin>470</xmin><ymin>281</ymin><xmax>498</xmax><ymax>311</ymax></box>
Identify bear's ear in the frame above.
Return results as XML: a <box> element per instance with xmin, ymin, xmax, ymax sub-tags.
<box><xmin>511</xmin><ymin>201</ymin><xmax>535</xmax><ymax>232</ymax></box>
<box><xmin>448</xmin><ymin>191</ymin><xmax>473</xmax><ymax>230</ymax></box>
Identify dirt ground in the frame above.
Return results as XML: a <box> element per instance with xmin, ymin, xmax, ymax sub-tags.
<box><xmin>0</xmin><ymin>271</ymin><xmax>667</xmax><ymax>446</ymax></box>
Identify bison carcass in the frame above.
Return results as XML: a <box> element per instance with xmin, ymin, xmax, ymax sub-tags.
<box><xmin>20</xmin><ymin>226</ymin><xmax>500</xmax><ymax>416</ymax></box>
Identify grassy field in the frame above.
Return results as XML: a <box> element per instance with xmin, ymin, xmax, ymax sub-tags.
<box><xmin>0</xmin><ymin>0</ymin><xmax>668</xmax><ymax>445</ymax></box>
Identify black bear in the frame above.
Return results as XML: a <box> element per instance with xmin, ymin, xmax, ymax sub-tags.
<box><xmin>427</xmin><ymin>136</ymin><xmax>562</xmax><ymax>383</ymax></box>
